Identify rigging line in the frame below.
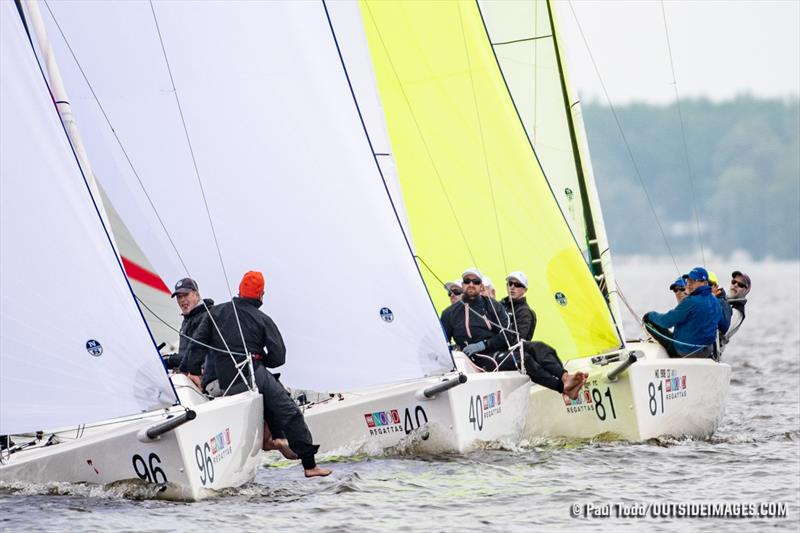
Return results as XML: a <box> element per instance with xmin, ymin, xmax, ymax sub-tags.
<box><xmin>362</xmin><ymin>1</ymin><xmax>478</xmax><ymax>267</ymax></box>
<box><xmin>44</xmin><ymin>1</ymin><xmax>250</xmax><ymax>392</ymax></box>
<box><xmin>136</xmin><ymin>297</ymin><xmax>248</xmax><ymax>356</ymax></box>
<box><xmin>148</xmin><ymin>1</ymin><xmax>254</xmax><ymax>389</ymax></box>
<box><xmin>456</xmin><ymin>1</ymin><xmax>515</xmax><ymax>352</ymax></box>
<box><xmin>660</xmin><ymin>0</ymin><xmax>706</xmax><ymax>267</ymax></box>
<box><xmin>414</xmin><ymin>255</ymin><xmax>447</xmax><ymax>289</ymax></box>
<box><xmin>566</xmin><ymin>0</ymin><xmax>681</xmax><ymax>276</ymax></box>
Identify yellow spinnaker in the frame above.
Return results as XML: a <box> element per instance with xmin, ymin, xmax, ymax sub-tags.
<box><xmin>360</xmin><ymin>0</ymin><xmax>621</xmax><ymax>359</ymax></box>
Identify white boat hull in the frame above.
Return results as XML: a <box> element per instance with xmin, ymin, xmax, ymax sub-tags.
<box><xmin>525</xmin><ymin>340</ymin><xmax>731</xmax><ymax>441</ymax></box>
<box><xmin>304</xmin><ymin>354</ymin><xmax>531</xmax><ymax>454</ymax></box>
<box><xmin>0</xmin><ymin>375</ymin><xmax>263</xmax><ymax>500</ymax></box>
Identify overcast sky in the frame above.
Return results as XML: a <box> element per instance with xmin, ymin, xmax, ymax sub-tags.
<box><xmin>554</xmin><ymin>0</ymin><xmax>800</xmax><ymax>104</ymax></box>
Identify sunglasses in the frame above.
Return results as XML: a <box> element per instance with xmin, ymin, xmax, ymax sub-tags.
<box><xmin>448</xmin><ymin>288</ymin><xmax>463</xmax><ymax>296</ymax></box>
<box><xmin>731</xmin><ymin>280</ymin><xmax>748</xmax><ymax>289</ymax></box>
<box><xmin>507</xmin><ymin>281</ymin><xmax>525</xmax><ymax>289</ymax></box>
<box><xmin>462</xmin><ymin>278</ymin><xmax>482</xmax><ymax>285</ymax></box>
<box><xmin>671</xmin><ymin>288</ymin><xmax>685</xmax><ymax>293</ymax></box>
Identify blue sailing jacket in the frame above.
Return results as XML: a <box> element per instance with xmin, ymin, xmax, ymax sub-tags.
<box><xmin>648</xmin><ymin>285</ymin><xmax>729</xmax><ymax>353</ymax></box>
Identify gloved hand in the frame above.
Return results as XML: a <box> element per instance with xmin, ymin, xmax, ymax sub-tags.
<box><xmin>463</xmin><ymin>341</ymin><xmax>487</xmax><ymax>356</ymax></box>
<box><xmin>161</xmin><ymin>353</ymin><xmax>182</xmax><ymax>370</ymax></box>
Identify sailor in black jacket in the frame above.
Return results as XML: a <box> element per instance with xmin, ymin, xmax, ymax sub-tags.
<box><xmin>440</xmin><ymin>268</ymin><xmax>515</xmax><ymax>370</ymax></box>
<box><xmin>189</xmin><ymin>271</ymin><xmax>330</xmax><ymax>478</ymax></box>
<box><xmin>161</xmin><ymin>278</ymin><xmax>213</xmax><ymax>386</ymax></box>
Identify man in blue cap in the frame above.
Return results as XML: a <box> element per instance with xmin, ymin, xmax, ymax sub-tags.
<box><xmin>643</xmin><ymin>267</ymin><xmax>730</xmax><ymax>358</ymax></box>
<box><xmin>669</xmin><ymin>277</ymin><xmax>687</xmax><ymax>304</ymax></box>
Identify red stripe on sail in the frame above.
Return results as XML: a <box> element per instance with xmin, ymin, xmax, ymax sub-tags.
<box><xmin>121</xmin><ymin>256</ymin><xmax>170</xmax><ymax>294</ymax></box>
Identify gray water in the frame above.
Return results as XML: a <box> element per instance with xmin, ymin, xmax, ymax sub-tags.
<box><xmin>2</xmin><ymin>259</ymin><xmax>799</xmax><ymax>532</ymax></box>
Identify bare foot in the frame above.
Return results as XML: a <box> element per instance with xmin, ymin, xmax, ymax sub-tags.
<box><xmin>272</xmin><ymin>438</ymin><xmax>299</xmax><ymax>460</ymax></box>
<box><xmin>562</xmin><ymin>372</ymin><xmax>588</xmax><ymax>400</ymax></box>
<box><xmin>304</xmin><ymin>466</ymin><xmax>332</xmax><ymax>478</ymax></box>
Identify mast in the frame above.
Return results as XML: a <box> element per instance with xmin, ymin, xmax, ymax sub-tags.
<box><xmin>20</xmin><ymin>0</ymin><xmax>119</xmax><ymax>253</ymax></box>
<box><xmin>545</xmin><ymin>0</ymin><xmax>606</xmax><ymax>296</ymax></box>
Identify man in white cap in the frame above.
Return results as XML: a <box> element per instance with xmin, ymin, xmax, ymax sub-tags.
<box><xmin>501</xmin><ymin>271</ymin><xmax>586</xmax><ymax>400</ymax></box>
<box><xmin>440</xmin><ymin>267</ymin><xmax>512</xmax><ymax>370</ymax></box>
<box><xmin>444</xmin><ymin>280</ymin><xmax>463</xmax><ymax>305</ymax></box>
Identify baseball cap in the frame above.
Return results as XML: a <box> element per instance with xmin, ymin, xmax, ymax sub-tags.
<box><xmin>461</xmin><ymin>267</ymin><xmax>483</xmax><ymax>282</ymax></box>
<box><xmin>669</xmin><ymin>277</ymin><xmax>686</xmax><ymax>291</ymax></box>
<box><xmin>171</xmin><ymin>277</ymin><xmax>198</xmax><ymax>297</ymax></box>
<box><xmin>731</xmin><ymin>270</ymin><xmax>752</xmax><ymax>289</ymax></box>
<box><xmin>483</xmin><ymin>276</ymin><xmax>494</xmax><ymax>289</ymax></box>
<box><xmin>684</xmin><ymin>267</ymin><xmax>709</xmax><ymax>282</ymax></box>
<box><xmin>506</xmin><ymin>271</ymin><xmax>529</xmax><ymax>288</ymax></box>
<box><xmin>444</xmin><ymin>280</ymin><xmax>462</xmax><ymax>291</ymax></box>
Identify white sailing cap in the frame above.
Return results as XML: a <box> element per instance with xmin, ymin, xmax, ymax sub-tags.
<box><xmin>506</xmin><ymin>271</ymin><xmax>529</xmax><ymax>288</ymax></box>
<box><xmin>444</xmin><ymin>279</ymin><xmax>462</xmax><ymax>290</ymax></box>
<box><xmin>483</xmin><ymin>276</ymin><xmax>494</xmax><ymax>289</ymax></box>
<box><xmin>461</xmin><ymin>267</ymin><xmax>483</xmax><ymax>281</ymax></box>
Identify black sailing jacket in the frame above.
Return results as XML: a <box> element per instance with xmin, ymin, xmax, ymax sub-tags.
<box><xmin>188</xmin><ymin>297</ymin><xmax>286</xmax><ymax>391</ymax></box>
<box><xmin>440</xmin><ymin>295</ymin><xmax>513</xmax><ymax>353</ymax></box>
<box><xmin>500</xmin><ymin>296</ymin><xmax>537</xmax><ymax>342</ymax></box>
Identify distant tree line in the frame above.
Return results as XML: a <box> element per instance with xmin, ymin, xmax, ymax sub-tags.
<box><xmin>582</xmin><ymin>96</ymin><xmax>800</xmax><ymax>259</ymax></box>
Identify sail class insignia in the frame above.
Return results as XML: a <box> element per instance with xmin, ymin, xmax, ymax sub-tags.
<box><xmin>554</xmin><ymin>292</ymin><xmax>568</xmax><ymax>306</ymax></box>
<box><xmin>379</xmin><ymin>307</ymin><xmax>394</xmax><ymax>323</ymax></box>
<box><xmin>85</xmin><ymin>339</ymin><xmax>103</xmax><ymax>357</ymax></box>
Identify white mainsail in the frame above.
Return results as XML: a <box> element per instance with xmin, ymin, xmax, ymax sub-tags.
<box><xmin>40</xmin><ymin>0</ymin><xmax>452</xmax><ymax>392</ymax></box>
<box><xmin>0</xmin><ymin>0</ymin><xmax>177</xmax><ymax>435</ymax></box>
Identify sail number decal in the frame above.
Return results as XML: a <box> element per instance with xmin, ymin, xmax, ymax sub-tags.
<box><xmin>592</xmin><ymin>387</ymin><xmax>617</xmax><ymax>421</ymax></box>
<box><xmin>468</xmin><ymin>390</ymin><xmax>503</xmax><ymax>431</ymax></box>
<box><xmin>404</xmin><ymin>406</ymin><xmax>428</xmax><ymax>434</ymax></box>
<box><xmin>131</xmin><ymin>453</ymin><xmax>167</xmax><ymax>484</ymax></box>
<box><xmin>195</xmin><ymin>443</ymin><xmax>215</xmax><ymax>485</ymax></box>
<box><xmin>468</xmin><ymin>395</ymin><xmax>484</xmax><ymax>431</ymax></box>
<box><xmin>648</xmin><ymin>381</ymin><xmax>665</xmax><ymax>416</ymax></box>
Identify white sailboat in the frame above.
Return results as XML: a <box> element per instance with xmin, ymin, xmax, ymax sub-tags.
<box><xmin>36</xmin><ymin>0</ymin><xmax>531</xmax><ymax>455</ymax></box>
<box><xmin>0</xmin><ymin>0</ymin><xmax>263</xmax><ymax>500</ymax></box>
<box><xmin>363</xmin><ymin>0</ymin><xmax>731</xmax><ymax>441</ymax></box>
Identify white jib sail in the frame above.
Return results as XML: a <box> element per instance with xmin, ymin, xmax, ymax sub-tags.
<box><xmin>0</xmin><ymin>1</ymin><xmax>177</xmax><ymax>435</ymax></box>
<box><xmin>40</xmin><ymin>1</ymin><xmax>452</xmax><ymax>392</ymax></box>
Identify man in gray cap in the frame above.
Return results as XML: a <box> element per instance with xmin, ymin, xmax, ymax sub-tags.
<box><xmin>161</xmin><ymin>277</ymin><xmax>214</xmax><ymax>389</ymax></box>
<box><xmin>721</xmin><ymin>270</ymin><xmax>752</xmax><ymax>351</ymax></box>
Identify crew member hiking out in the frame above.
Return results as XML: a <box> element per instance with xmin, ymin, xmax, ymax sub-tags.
<box><xmin>161</xmin><ymin>277</ymin><xmax>214</xmax><ymax>389</ymax></box>
<box><xmin>440</xmin><ymin>267</ymin><xmax>513</xmax><ymax>371</ymax></box>
<box><xmin>188</xmin><ymin>271</ymin><xmax>331</xmax><ymax>478</ymax></box>
<box><xmin>501</xmin><ymin>271</ymin><xmax>586</xmax><ymax>400</ymax></box>
<box><xmin>643</xmin><ymin>267</ymin><xmax>729</xmax><ymax>359</ymax></box>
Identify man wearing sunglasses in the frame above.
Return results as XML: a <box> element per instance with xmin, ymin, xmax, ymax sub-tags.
<box><xmin>444</xmin><ymin>280</ymin><xmax>463</xmax><ymax>305</ymax></box>
<box><xmin>721</xmin><ymin>270</ymin><xmax>752</xmax><ymax>351</ymax></box>
<box><xmin>669</xmin><ymin>277</ymin><xmax>687</xmax><ymax>303</ymax></box>
<box><xmin>501</xmin><ymin>271</ymin><xmax>587</xmax><ymax>400</ymax></box>
<box><xmin>643</xmin><ymin>267</ymin><xmax>729</xmax><ymax>359</ymax></box>
<box><xmin>440</xmin><ymin>267</ymin><xmax>513</xmax><ymax>370</ymax></box>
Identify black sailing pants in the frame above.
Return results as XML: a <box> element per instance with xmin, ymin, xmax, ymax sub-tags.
<box><xmin>471</xmin><ymin>341</ymin><xmax>565</xmax><ymax>394</ymax></box>
<box><xmin>227</xmin><ymin>363</ymin><xmax>319</xmax><ymax>469</ymax></box>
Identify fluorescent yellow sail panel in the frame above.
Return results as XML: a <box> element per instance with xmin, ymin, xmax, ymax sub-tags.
<box><xmin>360</xmin><ymin>0</ymin><xmax>620</xmax><ymax>359</ymax></box>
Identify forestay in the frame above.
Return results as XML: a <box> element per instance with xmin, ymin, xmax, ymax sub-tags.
<box><xmin>478</xmin><ymin>0</ymin><xmax>623</xmax><ymax>331</ymax></box>
<box><xmin>41</xmin><ymin>1</ymin><xmax>452</xmax><ymax>391</ymax></box>
<box><xmin>359</xmin><ymin>0</ymin><xmax>622</xmax><ymax>359</ymax></box>
<box><xmin>0</xmin><ymin>2</ymin><xmax>176</xmax><ymax>435</ymax></box>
